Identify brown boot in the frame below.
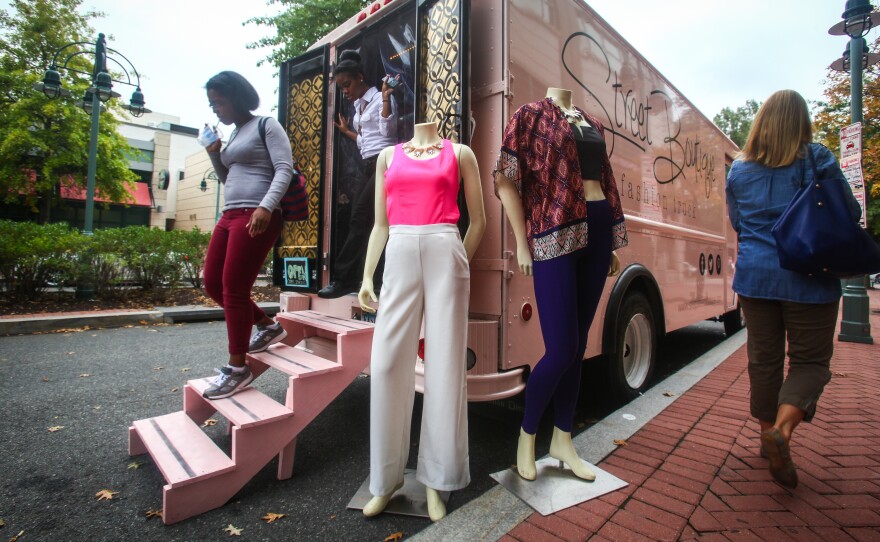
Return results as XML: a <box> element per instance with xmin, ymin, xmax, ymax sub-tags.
<box><xmin>760</xmin><ymin>428</ymin><xmax>798</xmax><ymax>488</ymax></box>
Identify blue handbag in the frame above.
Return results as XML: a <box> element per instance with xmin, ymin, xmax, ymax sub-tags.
<box><xmin>771</xmin><ymin>144</ymin><xmax>880</xmax><ymax>278</ymax></box>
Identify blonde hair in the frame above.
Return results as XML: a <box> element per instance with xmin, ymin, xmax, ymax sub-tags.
<box><xmin>739</xmin><ymin>90</ymin><xmax>812</xmax><ymax>168</ymax></box>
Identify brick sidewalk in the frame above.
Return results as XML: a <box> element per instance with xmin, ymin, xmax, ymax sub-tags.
<box><xmin>503</xmin><ymin>292</ymin><xmax>880</xmax><ymax>542</ymax></box>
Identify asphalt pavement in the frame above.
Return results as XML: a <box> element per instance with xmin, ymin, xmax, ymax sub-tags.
<box><xmin>0</xmin><ymin>314</ymin><xmax>728</xmax><ymax>542</ymax></box>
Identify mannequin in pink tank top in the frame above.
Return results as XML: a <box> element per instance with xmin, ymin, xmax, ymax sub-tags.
<box><xmin>357</xmin><ymin>122</ymin><xmax>486</xmax><ymax>522</ymax></box>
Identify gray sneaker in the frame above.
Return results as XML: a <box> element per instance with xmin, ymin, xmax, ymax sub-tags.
<box><xmin>203</xmin><ymin>366</ymin><xmax>254</xmax><ymax>400</ymax></box>
<box><xmin>249</xmin><ymin>323</ymin><xmax>287</xmax><ymax>353</ymax></box>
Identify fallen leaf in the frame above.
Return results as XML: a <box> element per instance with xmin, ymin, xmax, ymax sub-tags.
<box><xmin>127</xmin><ymin>461</ymin><xmax>143</xmax><ymax>470</ymax></box>
<box><xmin>261</xmin><ymin>512</ymin><xmax>285</xmax><ymax>523</ymax></box>
<box><xmin>153</xmin><ymin>366</ymin><xmax>164</xmax><ymax>371</ymax></box>
<box><xmin>41</xmin><ymin>377</ymin><xmax>49</xmax><ymax>382</ymax></box>
<box><xmin>79</xmin><ymin>374</ymin><xmax>91</xmax><ymax>378</ymax></box>
<box><xmin>67</xmin><ymin>352</ymin><xmax>75</xmax><ymax>355</ymax></box>
<box><xmin>384</xmin><ymin>532</ymin><xmax>404</xmax><ymax>542</ymax></box>
<box><xmin>663</xmin><ymin>391</ymin><xmax>677</xmax><ymax>397</ymax></box>
<box><xmin>139</xmin><ymin>320</ymin><xmax>148</xmax><ymax>325</ymax></box>
<box><xmin>223</xmin><ymin>524</ymin><xmax>243</xmax><ymax>536</ymax></box>
<box><xmin>202</xmin><ymin>419</ymin><xmax>218</xmax><ymax>427</ymax></box>
<box><xmin>583</xmin><ymin>418</ymin><xmax>599</xmax><ymax>424</ymax></box>
<box><xmin>613</xmin><ymin>439</ymin><xmax>628</xmax><ymax>447</ymax></box>
<box><xmin>145</xmin><ymin>508</ymin><xmax>163</xmax><ymax>519</ymax></box>
<box><xmin>7</xmin><ymin>531</ymin><xmax>24</xmax><ymax>542</ymax></box>
<box><xmin>48</xmin><ymin>426</ymin><xmax>64</xmax><ymax>432</ymax></box>
<box><xmin>170</xmin><ymin>387</ymin><xmax>179</xmax><ymax>393</ymax></box>
<box><xmin>181</xmin><ymin>367</ymin><xmax>191</xmax><ymax>373</ymax></box>
<box><xmin>0</xmin><ymin>518</ymin><xmax>4</xmax><ymax>527</ymax></box>
<box><xmin>576</xmin><ymin>422</ymin><xmax>585</xmax><ymax>428</ymax></box>
<box><xmin>95</xmin><ymin>489</ymin><xmax>119</xmax><ymax>501</ymax></box>
<box><xmin>329</xmin><ymin>514</ymin><xmax>337</xmax><ymax>520</ymax></box>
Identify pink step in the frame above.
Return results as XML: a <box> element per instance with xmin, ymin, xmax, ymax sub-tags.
<box><xmin>130</xmin><ymin>411</ymin><xmax>234</xmax><ymax>487</ymax></box>
<box><xmin>278</xmin><ymin>310</ymin><xmax>374</xmax><ymax>336</ymax></box>
<box><xmin>249</xmin><ymin>343</ymin><xmax>344</xmax><ymax>378</ymax></box>
<box><xmin>185</xmin><ymin>377</ymin><xmax>293</xmax><ymax>428</ymax></box>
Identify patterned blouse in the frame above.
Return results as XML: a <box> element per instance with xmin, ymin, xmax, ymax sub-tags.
<box><xmin>493</xmin><ymin>98</ymin><xmax>628</xmax><ymax>261</ymax></box>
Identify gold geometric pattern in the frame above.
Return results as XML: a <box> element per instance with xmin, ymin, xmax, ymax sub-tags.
<box><xmin>418</xmin><ymin>0</ymin><xmax>462</xmax><ymax>143</ymax></box>
<box><xmin>279</xmin><ymin>73</ymin><xmax>323</xmax><ymax>260</ymax></box>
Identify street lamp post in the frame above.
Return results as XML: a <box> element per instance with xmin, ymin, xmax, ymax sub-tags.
<box><xmin>828</xmin><ymin>0</ymin><xmax>880</xmax><ymax>344</ymax></box>
<box><xmin>199</xmin><ymin>168</ymin><xmax>221</xmax><ymax>224</ymax></box>
<box><xmin>34</xmin><ymin>33</ymin><xmax>150</xmax><ymax>298</ymax></box>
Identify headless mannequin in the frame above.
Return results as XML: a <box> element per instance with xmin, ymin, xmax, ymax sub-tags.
<box><xmin>496</xmin><ymin>88</ymin><xmax>620</xmax><ymax>482</ymax></box>
<box><xmin>358</xmin><ymin>121</ymin><xmax>486</xmax><ymax>521</ymax></box>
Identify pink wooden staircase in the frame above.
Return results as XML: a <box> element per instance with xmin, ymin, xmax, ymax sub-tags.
<box><xmin>128</xmin><ymin>310</ymin><xmax>374</xmax><ymax>524</ymax></box>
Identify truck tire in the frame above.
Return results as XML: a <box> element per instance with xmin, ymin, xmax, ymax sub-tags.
<box><xmin>722</xmin><ymin>305</ymin><xmax>745</xmax><ymax>337</ymax></box>
<box><xmin>607</xmin><ymin>292</ymin><xmax>656</xmax><ymax>401</ymax></box>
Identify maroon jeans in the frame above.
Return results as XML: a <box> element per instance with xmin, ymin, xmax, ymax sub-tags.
<box><xmin>204</xmin><ymin>208</ymin><xmax>282</xmax><ymax>355</ymax></box>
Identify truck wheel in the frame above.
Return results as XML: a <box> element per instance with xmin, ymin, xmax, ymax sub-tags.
<box><xmin>722</xmin><ymin>305</ymin><xmax>745</xmax><ymax>337</ymax></box>
<box><xmin>607</xmin><ymin>292</ymin><xmax>656</xmax><ymax>401</ymax></box>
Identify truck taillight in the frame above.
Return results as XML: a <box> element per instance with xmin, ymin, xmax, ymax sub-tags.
<box><xmin>418</xmin><ymin>338</ymin><xmax>425</xmax><ymax>360</ymax></box>
<box><xmin>357</xmin><ymin>11</ymin><xmax>367</xmax><ymax>22</ymax></box>
<box><xmin>521</xmin><ymin>303</ymin><xmax>533</xmax><ymax>321</ymax></box>
<box><xmin>370</xmin><ymin>2</ymin><xmax>381</xmax><ymax>13</ymax></box>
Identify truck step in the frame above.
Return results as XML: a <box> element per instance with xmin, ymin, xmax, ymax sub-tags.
<box><xmin>131</xmin><ymin>411</ymin><xmax>234</xmax><ymax>487</ymax></box>
<box><xmin>278</xmin><ymin>310</ymin><xmax>374</xmax><ymax>336</ymax></box>
<box><xmin>248</xmin><ymin>343</ymin><xmax>344</xmax><ymax>378</ymax></box>
<box><xmin>186</xmin><ymin>378</ymin><xmax>293</xmax><ymax>428</ymax></box>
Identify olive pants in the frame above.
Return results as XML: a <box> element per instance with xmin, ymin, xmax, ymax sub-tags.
<box><xmin>739</xmin><ymin>296</ymin><xmax>840</xmax><ymax>423</ymax></box>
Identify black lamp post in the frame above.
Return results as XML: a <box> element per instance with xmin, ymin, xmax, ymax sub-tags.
<box><xmin>35</xmin><ymin>33</ymin><xmax>150</xmax><ymax>299</ymax></box>
<box><xmin>828</xmin><ymin>0</ymin><xmax>880</xmax><ymax>344</ymax></box>
<box><xmin>199</xmin><ymin>168</ymin><xmax>221</xmax><ymax>223</ymax></box>
<box><xmin>34</xmin><ymin>32</ymin><xmax>150</xmax><ymax>236</ymax></box>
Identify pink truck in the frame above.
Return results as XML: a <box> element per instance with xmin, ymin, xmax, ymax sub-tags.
<box><xmin>273</xmin><ymin>0</ymin><xmax>742</xmax><ymax>403</ymax></box>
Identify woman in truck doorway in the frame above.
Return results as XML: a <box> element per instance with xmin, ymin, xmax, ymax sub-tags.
<box><xmin>201</xmin><ymin>71</ymin><xmax>294</xmax><ymax>399</ymax></box>
<box><xmin>318</xmin><ymin>50</ymin><xmax>400</xmax><ymax>298</ymax></box>
<box><xmin>726</xmin><ymin>89</ymin><xmax>859</xmax><ymax>488</ymax></box>
<box><xmin>494</xmin><ymin>88</ymin><xmax>628</xmax><ymax>482</ymax></box>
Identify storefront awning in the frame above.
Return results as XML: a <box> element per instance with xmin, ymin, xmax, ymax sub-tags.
<box><xmin>60</xmin><ymin>182</ymin><xmax>152</xmax><ymax>207</ymax></box>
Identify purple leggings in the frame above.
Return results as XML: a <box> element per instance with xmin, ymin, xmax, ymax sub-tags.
<box><xmin>521</xmin><ymin>200</ymin><xmax>613</xmax><ymax>434</ymax></box>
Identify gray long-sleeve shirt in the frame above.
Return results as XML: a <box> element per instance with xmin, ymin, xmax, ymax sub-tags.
<box><xmin>208</xmin><ymin>116</ymin><xmax>293</xmax><ymax>213</ymax></box>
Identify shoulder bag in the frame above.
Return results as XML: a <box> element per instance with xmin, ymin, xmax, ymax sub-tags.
<box><xmin>257</xmin><ymin>116</ymin><xmax>308</xmax><ymax>222</ymax></box>
<box><xmin>771</xmin><ymin>144</ymin><xmax>880</xmax><ymax>278</ymax></box>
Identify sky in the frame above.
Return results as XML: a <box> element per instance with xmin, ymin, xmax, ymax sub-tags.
<box><xmin>3</xmin><ymin>0</ymin><xmax>878</xmax><ymax>129</ymax></box>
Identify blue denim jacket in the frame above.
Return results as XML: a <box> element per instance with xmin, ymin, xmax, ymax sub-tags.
<box><xmin>726</xmin><ymin>143</ymin><xmax>860</xmax><ymax>304</ymax></box>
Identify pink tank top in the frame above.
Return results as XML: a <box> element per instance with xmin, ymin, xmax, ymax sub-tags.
<box><xmin>384</xmin><ymin>139</ymin><xmax>460</xmax><ymax>226</ymax></box>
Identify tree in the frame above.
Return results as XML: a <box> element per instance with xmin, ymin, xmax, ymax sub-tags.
<box><xmin>812</xmin><ymin>34</ymin><xmax>880</xmax><ymax>237</ymax></box>
<box><xmin>245</xmin><ymin>0</ymin><xmax>370</xmax><ymax>68</ymax></box>
<box><xmin>0</xmin><ymin>0</ymin><xmax>137</xmax><ymax>223</ymax></box>
<box><xmin>713</xmin><ymin>99</ymin><xmax>760</xmax><ymax>149</ymax></box>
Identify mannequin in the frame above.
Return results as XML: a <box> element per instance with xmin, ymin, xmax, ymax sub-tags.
<box><xmin>358</xmin><ymin>121</ymin><xmax>486</xmax><ymax>521</ymax></box>
<box><xmin>494</xmin><ymin>88</ymin><xmax>627</xmax><ymax>481</ymax></box>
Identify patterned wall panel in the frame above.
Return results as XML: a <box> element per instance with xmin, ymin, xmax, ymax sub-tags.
<box><xmin>418</xmin><ymin>0</ymin><xmax>462</xmax><ymax>142</ymax></box>
<box><xmin>278</xmin><ymin>74</ymin><xmax>323</xmax><ymax>260</ymax></box>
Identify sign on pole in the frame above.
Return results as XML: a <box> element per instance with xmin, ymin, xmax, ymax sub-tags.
<box><xmin>840</xmin><ymin>122</ymin><xmax>867</xmax><ymax>229</ymax></box>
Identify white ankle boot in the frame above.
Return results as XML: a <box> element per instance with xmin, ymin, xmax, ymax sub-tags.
<box><xmin>549</xmin><ymin>427</ymin><xmax>596</xmax><ymax>481</ymax></box>
<box><xmin>516</xmin><ymin>427</ymin><xmax>537</xmax><ymax>481</ymax></box>
<box><xmin>426</xmin><ymin>487</ymin><xmax>446</xmax><ymax>522</ymax></box>
<box><xmin>362</xmin><ymin>480</ymin><xmax>404</xmax><ymax>517</ymax></box>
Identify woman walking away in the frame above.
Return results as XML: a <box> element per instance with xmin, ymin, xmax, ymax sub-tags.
<box><xmin>726</xmin><ymin>90</ymin><xmax>860</xmax><ymax>488</ymax></box>
<box><xmin>201</xmin><ymin>71</ymin><xmax>294</xmax><ymax>399</ymax></box>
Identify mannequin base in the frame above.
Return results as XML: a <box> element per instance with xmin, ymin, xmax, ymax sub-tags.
<box><xmin>348</xmin><ymin>469</ymin><xmax>451</xmax><ymax>519</ymax></box>
<box><xmin>491</xmin><ymin>457</ymin><xmax>627</xmax><ymax>516</ymax></box>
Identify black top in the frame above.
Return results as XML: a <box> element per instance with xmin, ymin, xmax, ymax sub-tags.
<box><xmin>570</xmin><ymin>123</ymin><xmax>605</xmax><ymax>180</ymax></box>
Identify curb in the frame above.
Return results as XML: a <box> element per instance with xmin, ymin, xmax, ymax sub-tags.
<box><xmin>0</xmin><ymin>302</ymin><xmax>279</xmax><ymax>335</ymax></box>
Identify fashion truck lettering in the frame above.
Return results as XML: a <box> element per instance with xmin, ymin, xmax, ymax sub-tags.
<box><xmin>562</xmin><ymin>33</ymin><xmax>717</xmax><ymax>199</ymax></box>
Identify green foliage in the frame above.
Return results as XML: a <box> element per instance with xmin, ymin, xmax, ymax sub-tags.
<box><xmin>0</xmin><ymin>0</ymin><xmax>138</xmax><ymax>221</ymax></box>
<box><xmin>0</xmin><ymin>220</ymin><xmax>214</xmax><ymax>302</ymax></box>
<box><xmin>0</xmin><ymin>219</ymin><xmax>82</xmax><ymax>299</ymax></box>
<box><xmin>713</xmin><ymin>99</ymin><xmax>760</xmax><ymax>149</ymax></box>
<box><xmin>173</xmin><ymin>227</ymin><xmax>211</xmax><ymax>289</ymax></box>
<box><xmin>245</xmin><ymin>0</ymin><xmax>370</xmax><ymax>67</ymax></box>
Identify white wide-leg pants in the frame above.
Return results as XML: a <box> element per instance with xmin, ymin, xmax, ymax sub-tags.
<box><xmin>369</xmin><ymin>224</ymin><xmax>471</xmax><ymax>495</ymax></box>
